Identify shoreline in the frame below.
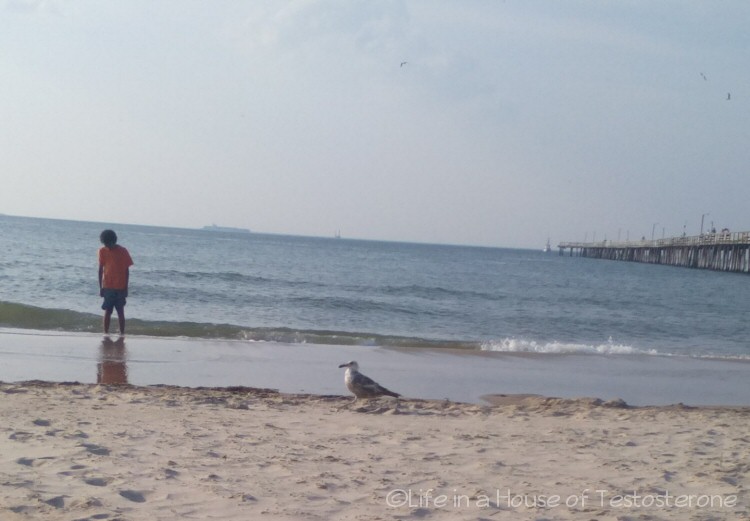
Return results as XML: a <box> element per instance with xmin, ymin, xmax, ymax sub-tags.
<box><xmin>6</xmin><ymin>379</ymin><xmax>750</xmax><ymax>413</ymax></box>
<box><xmin>1</xmin><ymin>381</ymin><xmax>747</xmax><ymax>520</ymax></box>
<box><xmin>2</xmin><ymin>328</ymin><xmax>750</xmax><ymax>407</ymax></box>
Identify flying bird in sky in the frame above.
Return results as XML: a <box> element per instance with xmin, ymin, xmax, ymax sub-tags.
<box><xmin>700</xmin><ymin>72</ymin><xmax>707</xmax><ymax>81</ymax></box>
<box><xmin>400</xmin><ymin>61</ymin><xmax>408</xmax><ymax>67</ymax></box>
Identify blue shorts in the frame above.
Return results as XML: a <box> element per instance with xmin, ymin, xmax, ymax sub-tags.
<box><xmin>101</xmin><ymin>289</ymin><xmax>127</xmax><ymax>312</ymax></box>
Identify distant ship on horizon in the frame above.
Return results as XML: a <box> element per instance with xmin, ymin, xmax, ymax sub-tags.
<box><xmin>202</xmin><ymin>224</ymin><xmax>251</xmax><ymax>234</ymax></box>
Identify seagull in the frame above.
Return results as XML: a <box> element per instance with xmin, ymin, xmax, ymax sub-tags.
<box><xmin>727</xmin><ymin>92</ymin><xmax>731</xmax><ymax>101</ymax></box>
<box><xmin>338</xmin><ymin>361</ymin><xmax>400</xmax><ymax>400</ymax></box>
<box><xmin>700</xmin><ymin>72</ymin><xmax>707</xmax><ymax>81</ymax></box>
<box><xmin>400</xmin><ymin>61</ymin><xmax>408</xmax><ymax>67</ymax></box>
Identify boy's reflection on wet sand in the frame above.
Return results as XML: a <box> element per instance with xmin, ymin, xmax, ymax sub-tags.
<box><xmin>97</xmin><ymin>336</ymin><xmax>128</xmax><ymax>384</ymax></box>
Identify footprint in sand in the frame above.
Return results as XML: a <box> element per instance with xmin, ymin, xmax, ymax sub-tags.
<box><xmin>84</xmin><ymin>477</ymin><xmax>111</xmax><ymax>487</ymax></box>
<box><xmin>58</xmin><ymin>464</ymin><xmax>89</xmax><ymax>477</ymax></box>
<box><xmin>44</xmin><ymin>496</ymin><xmax>66</xmax><ymax>508</ymax></box>
<box><xmin>81</xmin><ymin>443</ymin><xmax>111</xmax><ymax>456</ymax></box>
<box><xmin>119</xmin><ymin>490</ymin><xmax>147</xmax><ymax>503</ymax></box>
<box><xmin>16</xmin><ymin>456</ymin><xmax>55</xmax><ymax>467</ymax></box>
<box><xmin>66</xmin><ymin>430</ymin><xmax>90</xmax><ymax>439</ymax></box>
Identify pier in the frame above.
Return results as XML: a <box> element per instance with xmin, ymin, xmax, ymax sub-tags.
<box><xmin>558</xmin><ymin>231</ymin><xmax>750</xmax><ymax>273</ymax></box>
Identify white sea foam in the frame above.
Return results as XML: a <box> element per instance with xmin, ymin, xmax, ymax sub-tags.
<box><xmin>480</xmin><ymin>337</ymin><xmax>659</xmax><ymax>356</ymax></box>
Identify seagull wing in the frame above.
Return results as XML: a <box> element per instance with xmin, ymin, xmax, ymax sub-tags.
<box><xmin>351</xmin><ymin>372</ymin><xmax>400</xmax><ymax>398</ymax></box>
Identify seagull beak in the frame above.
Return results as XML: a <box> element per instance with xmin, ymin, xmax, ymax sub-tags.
<box><xmin>338</xmin><ymin>363</ymin><xmax>349</xmax><ymax>368</ymax></box>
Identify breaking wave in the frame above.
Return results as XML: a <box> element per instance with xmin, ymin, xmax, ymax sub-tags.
<box><xmin>3</xmin><ymin>300</ymin><xmax>748</xmax><ymax>360</ymax></box>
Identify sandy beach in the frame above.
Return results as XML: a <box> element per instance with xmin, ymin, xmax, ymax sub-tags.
<box><xmin>1</xmin><ymin>381</ymin><xmax>747</xmax><ymax>521</ymax></box>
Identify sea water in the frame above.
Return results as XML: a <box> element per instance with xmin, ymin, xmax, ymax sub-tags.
<box><xmin>1</xmin><ymin>214</ymin><xmax>749</xmax><ymax>359</ymax></box>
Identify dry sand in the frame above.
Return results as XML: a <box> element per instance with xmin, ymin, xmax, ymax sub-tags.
<box><xmin>1</xmin><ymin>382</ymin><xmax>748</xmax><ymax>521</ymax></box>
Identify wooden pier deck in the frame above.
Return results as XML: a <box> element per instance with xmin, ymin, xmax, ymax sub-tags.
<box><xmin>558</xmin><ymin>231</ymin><xmax>750</xmax><ymax>273</ymax></box>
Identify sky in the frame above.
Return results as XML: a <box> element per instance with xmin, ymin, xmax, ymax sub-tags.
<box><xmin>1</xmin><ymin>1</ymin><xmax>748</xmax><ymax>248</ymax></box>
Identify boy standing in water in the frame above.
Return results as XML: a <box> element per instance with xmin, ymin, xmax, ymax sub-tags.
<box><xmin>98</xmin><ymin>229</ymin><xmax>134</xmax><ymax>335</ymax></box>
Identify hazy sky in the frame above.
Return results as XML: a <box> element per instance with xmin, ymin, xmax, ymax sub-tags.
<box><xmin>2</xmin><ymin>1</ymin><xmax>748</xmax><ymax>248</ymax></box>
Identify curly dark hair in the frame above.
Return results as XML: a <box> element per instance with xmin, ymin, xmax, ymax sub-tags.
<box><xmin>100</xmin><ymin>229</ymin><xmax>118</xmax><ymax>247</ymax></box>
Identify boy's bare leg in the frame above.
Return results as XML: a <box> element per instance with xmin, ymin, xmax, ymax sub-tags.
<box><xmin>103</xmin><ymin>309</ymin><xmax>113</xmax><ymax>334</ymax></box>
<box><xmin>115</xmin><ymin>304</ymin><xmax>126</xmax><ymax>335</ymax></box>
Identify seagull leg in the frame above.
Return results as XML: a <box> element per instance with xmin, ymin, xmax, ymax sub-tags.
<box><xmin>336</xmin><ymin>396</ymin><xmax>358</xmax><ymax>411</ymax></box>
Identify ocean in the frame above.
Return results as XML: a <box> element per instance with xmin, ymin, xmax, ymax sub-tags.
<box><xmin>2</xmin><ymin>214</ymin><xmax>750</xmax><ymax>405</ymax></box>
<box><xmin>1</xmin><ymin>214</ymin><xmax>749</xmax><ymax>359</ymax></box>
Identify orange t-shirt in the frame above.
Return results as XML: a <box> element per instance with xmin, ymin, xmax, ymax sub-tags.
<box><xmin>98</xmin><ymin>245</ymin><xmax>134</xmax><ymax>290</ymax></box>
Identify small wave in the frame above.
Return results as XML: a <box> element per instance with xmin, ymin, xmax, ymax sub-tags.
<box><xmin>478</xmin><ymin>338</ymin><xmax>750</xmax><ymax>360</ymax></box>
<box><xmin>0</xmin><ymin>300</ymin><xmax>475</xmax><ymax>349</ymax></box>
<box><xmin>4</xmin><ymin>300</ymin><xmax>748</xmax><ymax>360</ymax></box>
<box><xmin>141</xmin><ymin>269</ymin><xmax>273</xmax><ymax>285</ymax></box>
<box><xmin>289</xmin><ymin>295</ymin><xmax>421</xmax><ymax>317</ymax></box>
<box><xmin>380</xmin><ymin>284</ymin><xmax>503</xmax><ymax>302</ymax></box>
<box><xmin>0</xmin><ymin>300</ymin><xmax>101</xmax><ymax>332</ymax></box>
<box><xmin>480</xmin><ymin>337</ymin><xmax>660</xmax><ymax>356</ymax></box>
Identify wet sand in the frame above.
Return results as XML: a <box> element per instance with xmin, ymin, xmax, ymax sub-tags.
<box><xmin>1</xmin><ymin>328</ymin><xmax>750</xmax><ymax>406</ymax></box>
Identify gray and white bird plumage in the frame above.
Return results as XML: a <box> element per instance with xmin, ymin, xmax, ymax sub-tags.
<box><xmin>338</xmin><ymin>361</ymin><xmax>400</xmax><ymax>400</ymax></box>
